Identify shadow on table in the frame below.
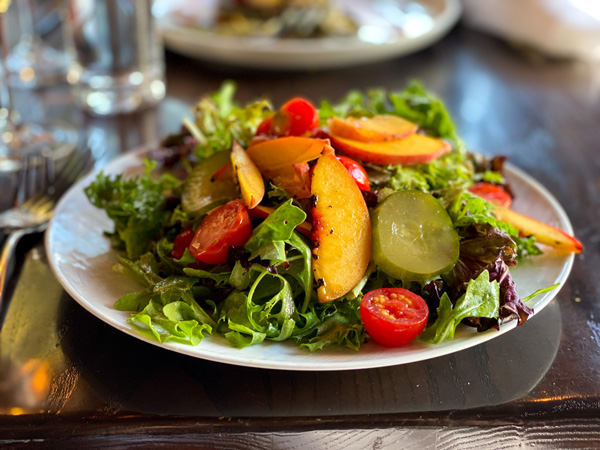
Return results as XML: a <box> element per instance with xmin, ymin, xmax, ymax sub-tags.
<box><xmin>56</xmin><ymin>291</ymin><xmax>562</xmax><ymax>418</ymax></box>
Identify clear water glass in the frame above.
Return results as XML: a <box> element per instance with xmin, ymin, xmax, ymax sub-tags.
<box><xmin>71</xmin><ymin>0</ymin><xmax>166</xmax><ymax>115</ymax></box>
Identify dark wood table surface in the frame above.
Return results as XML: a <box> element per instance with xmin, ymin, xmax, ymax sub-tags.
<box><xmin>1</xmin><ymin>24</ymin><xmax>600</xmax><ymax>448</ymax></box>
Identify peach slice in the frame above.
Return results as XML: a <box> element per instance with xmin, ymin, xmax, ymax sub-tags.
<box><xmin>246</xmin><ymin>136</ymin><xmax>329</xmax><ymax>171</ymax></box>
<box><xmin>328</xmin><ymin>115</ymin><xmax>418</xmax><ymax>143</ymax></box>
<box><xmin>231</xmin><ymin>141</ymin><xmax>265</xmax><ymax>209</ymax></box>
<box><xmin>249</xmin><ymin>205</ymin><xmax>312</xmax><ymax>238</ymax></box>
<box><xmin>493</xmin><ymin>205</ymin><xmax>583</xmax><ymax>254</ymax></box>
<box><xmin>329</xmin><ymin>134</ymin><xmax>451</xmax><ymax>166</ymax></box>
<box><xmin>311</xmin><ymin>153</ymin><xmax>372</xmax><ymax>302</ymax></box>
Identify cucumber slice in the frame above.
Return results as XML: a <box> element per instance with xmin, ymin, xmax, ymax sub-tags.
<box><xmin>372</xmin><ymin>190</ymin><xmax>459</xmax><ymax>283</ymax></box>
<box><xmin>181</xmin><ymin>150</ymin><xmax>238</xmax><ymax>215</ymax></box>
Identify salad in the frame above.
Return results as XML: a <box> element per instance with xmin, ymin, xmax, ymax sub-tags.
<box><xmin>85</xmin><ymin>81</ymin><xmax>582</xmax><ymax>351</ymax></box>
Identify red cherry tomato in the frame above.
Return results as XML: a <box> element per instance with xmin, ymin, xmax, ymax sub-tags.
<box><xmin>360</xmin><ymin>288</ymin><xmax>429</xmax><ymax>347</ymax></box>
<box><xmin>189</xmin><ymin>200</ymin><xmax>252</xmax><ymax>265</ymax></box>
<box><xmin>468</xmin><ymin>182</ymin><xmax>512</xmax><ymax>208</ymax></box>
<box><xmin>280</xmin><ymin>97</ymin><xmax>320</xmax><ymax>136</ymax></box>
<box><xmin>256</xmin><ymin>115</ymin><xmax>274</xmax><ymax>136</ymax></box>
<box><xmin>255</xmin><ymin>97</ymin><xmax>319</xmax><ymax>137</ymax></box>
<box><xmin>336</xmin><ymin>156</ymin><xmax>370</xmax><ymax>191</ymax></box>
<box><xmin>168</xmin><ymin>228</ymin><xmax>195</xmax><ymax>260</ymax></box>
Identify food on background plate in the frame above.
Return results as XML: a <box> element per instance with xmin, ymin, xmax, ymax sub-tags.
<box><xmin>164</xmin><ymin>0</ymin><xmax>357</xmax><ymax>39</ymax></box>
<box><xmin>85</xmin><ymin>81</ymin><xmax>582</xmax><ymax>351</ymax></box>
<box><xmin>215</xmin><ymin>0</ymin><xmax>357</xmax><ymax>38</ymax></box>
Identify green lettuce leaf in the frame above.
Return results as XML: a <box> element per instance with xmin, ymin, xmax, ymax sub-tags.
<box><xmin>191</xmin><ymin>81</ymin><xmax>271</xmax><ymax>161</ymax></box>
<box><xmin>522</xmin><ymin>283</ymin><xmax>559</xmax><ymax>302</ymax></box>
<box><xmin>130</xmin><ymin>302</ymin><xmax>212</xmax><ymax>346</ymax></box>
<box><xmin>422</xmin><ymin>270</ymin><xmax>500</xmax><ymax>344</ymax></box>
<box><xmin>114</xmin><ymin>288</ymin><xmax>155</xmax><ymax>312</ymax></box>
<box><xmin>84</xmin><ymin>161</ymin><xmax>179</xmax><ymax>259</ymax></box>
<box><xmin>285</xmin><ymin>232</ymin><xmax>313</xmax><ymax>312</ymax></box>
<box><xmin>295</xmin><ymin>298</ymin><xmax>365</xmax><ymax>352</ymax></box>
<box><xmin>219</xmin><ymin>290</ymin><xmax>268</xmax><ymax>348</ymax></box>
<box><xmin>244</xmin><ymin>199</ymin><xmax>307</xmax><ymax>253</ymax></box>
<box><xmin>183</xmin><ymin>268</ymin><xmax>231</xmax><ymax>286</ymax></box>
<box><xmin>113</xmin><ymin>253</ymin><xmax>163</xmax><ymax>287</ymax></box>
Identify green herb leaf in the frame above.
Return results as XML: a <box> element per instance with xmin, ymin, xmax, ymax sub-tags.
<box><xmin>245</xmin><ymin>199</ymin><xmax>307</xmax><ymax>253</ymax></box>
<box><xmin>422</xmin><ymin>270</ymin><xmax>500</xmax><ymax>344</ymax></box>
<box><xmin>522</xmin><ymin>283</ymin><xmax>559</xmax><ymax>302</ymax></box>
<box><xmin>192</xmin><ymin>81</ymin><xmax>271</xmax><ymax>161</ymax></box>
<box><xmin>84</xmin><ymin>161</ymin><xmax>178</xmax><ymax>259</ymax></box>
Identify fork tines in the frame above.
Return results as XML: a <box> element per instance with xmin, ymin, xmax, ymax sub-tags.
<box><xmin>21</xmin><ymin>148</ymin><xmax>94</xmax><ymax>210</ymax></box>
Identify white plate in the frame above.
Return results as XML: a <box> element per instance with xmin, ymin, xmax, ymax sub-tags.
<box><xmin>46</xmin><ymin>148</ymin><xmax>574</xmax><ymax>371</ymax></box>
<box><xmin>154</xmin><ymin>0</ymin><xmax>461</xmax><ymax>70</ymax></box>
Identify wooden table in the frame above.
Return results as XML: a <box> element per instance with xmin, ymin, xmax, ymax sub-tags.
<box><xmin>1</xmin><ymin>25</ymin><xmax>599</xmax><ymax>448</ymax></box>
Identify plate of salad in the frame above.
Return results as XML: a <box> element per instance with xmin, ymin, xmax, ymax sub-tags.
<box><xmin>46</xmin><ymin>82</ymin><xmax>581</xmax><ymax>371</ymax></box>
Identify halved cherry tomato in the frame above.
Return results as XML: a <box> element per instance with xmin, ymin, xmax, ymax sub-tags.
<box><xmin>468</xmin><ymin>182</ymin><xmax>512</xmax><ymax>208</ymax></box>
<box><xmin>168</xmin><ymin>228</ymin><xmax>195</xmax><ymax>260</ymax></box>
<box><xmin>189</xmin><ymin>200</ymin><xmax>252</xmax><ymax>265</ymax></box>
<box><xmin>336</xmin><ymin>156</ymin><xmax>370</xmax><ymax>191</ymax></box>
<box><xmin>360</xmin><ymin>288</ymin><xmax>429</xmax><ymax>347</ymax></box>
<box><xmin>256</xmin><ymin>97</ymin><xmax>319</xmax><ymax>137</ymax></box>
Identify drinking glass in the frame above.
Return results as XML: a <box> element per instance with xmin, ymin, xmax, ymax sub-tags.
<box><xmin>71</xmin><ymin>0</ymin><xmax>166</xmax><ymax>115</ymax></box>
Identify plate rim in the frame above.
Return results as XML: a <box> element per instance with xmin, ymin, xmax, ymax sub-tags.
<box><xmin>45</xmin><ymin>147</ymin><xmax>575</xmax><ymax>371</ymax></box>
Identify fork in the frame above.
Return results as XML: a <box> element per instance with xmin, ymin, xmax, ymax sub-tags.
<box><xmin>0</xmin><ymin>148</ymin><xmax>93</xmax><ymax>321</ymax></box>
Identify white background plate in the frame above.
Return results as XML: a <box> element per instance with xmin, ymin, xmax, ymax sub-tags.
<box><xmin>46</xmin><ymin>148</ymin><xmax>574</xmax><ymax>371</ymax></box>
<box><xmin>154</xmin><ymin>0</ymin><xmax>462</xmax><ymax>70</ymax></box>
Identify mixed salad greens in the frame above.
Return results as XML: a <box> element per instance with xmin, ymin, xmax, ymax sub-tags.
<box><xmin>85</xmin><ymin>81</ymin><xmax>580</xmax><ymax>351</ymax></box>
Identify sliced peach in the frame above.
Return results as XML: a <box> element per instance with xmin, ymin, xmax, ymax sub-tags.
<box><xmin>249</xmin><ymin>205</ymin><xmax>312</xmax><ymax>238</ymax></box>
<box><xmin>231</xmin><ymin>141</ymin><xmax>265</xmax><ymax>209</ymax></box>
<box><xmin>246</xmin><ymin>136</ymin><xmax>329</xmax><ymax>171</ymax></box>
<box><xmin>328</xmin><ymin>115</ymin><xmax>418</xmax><ymax>143</ymax></box>
<box><xmin>264</xmin><ymin>163</ymin><xmax>311</xmax><ymax>199</ymax></box>
<box><xmin>311</xmin><ymin>153</ymin><xmax>372</xmax><ymax>302</ymax></box>
<box><xmin>493</xmin><ymin>205</ymin><xmax>582</xmax><ymax>254</ymax></box>
<box><xmin>329</xmin><ymin>134</ymin><xmax>451</xmax><ymax>166</ymax></box>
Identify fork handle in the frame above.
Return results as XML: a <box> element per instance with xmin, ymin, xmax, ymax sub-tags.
<box><xmin>0</xmin><ymin>229</ymin><xmax>28</xmax><ymax>321</ymax></box>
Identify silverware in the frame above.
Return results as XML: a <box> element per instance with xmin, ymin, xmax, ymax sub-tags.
<box><xmin>0</xmin><ymin>148</ymin><xmax>93</xmax><ymax>325</ymax></box>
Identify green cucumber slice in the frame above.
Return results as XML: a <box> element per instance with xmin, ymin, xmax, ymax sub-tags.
<box><xmin>372</xmin><ymin>190</ymin><xmax>459</xmax><ymax>283</ymax></box>
<box><xmin>181</xmin><ymin>150</ymin><xmax>238</xmax><ymax>215</ymax></box>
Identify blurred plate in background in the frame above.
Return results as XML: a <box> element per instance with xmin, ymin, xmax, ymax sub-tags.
<box><xmin>153</xmin><ymin>0</ymin><xmax>461</xmax><ymax>70</ymax></box>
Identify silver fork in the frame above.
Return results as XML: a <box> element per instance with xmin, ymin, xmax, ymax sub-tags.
<box><xmin>0</xmin><ymin>149</ymin><xmax>93</xmax><ymax>319</ymax></box>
